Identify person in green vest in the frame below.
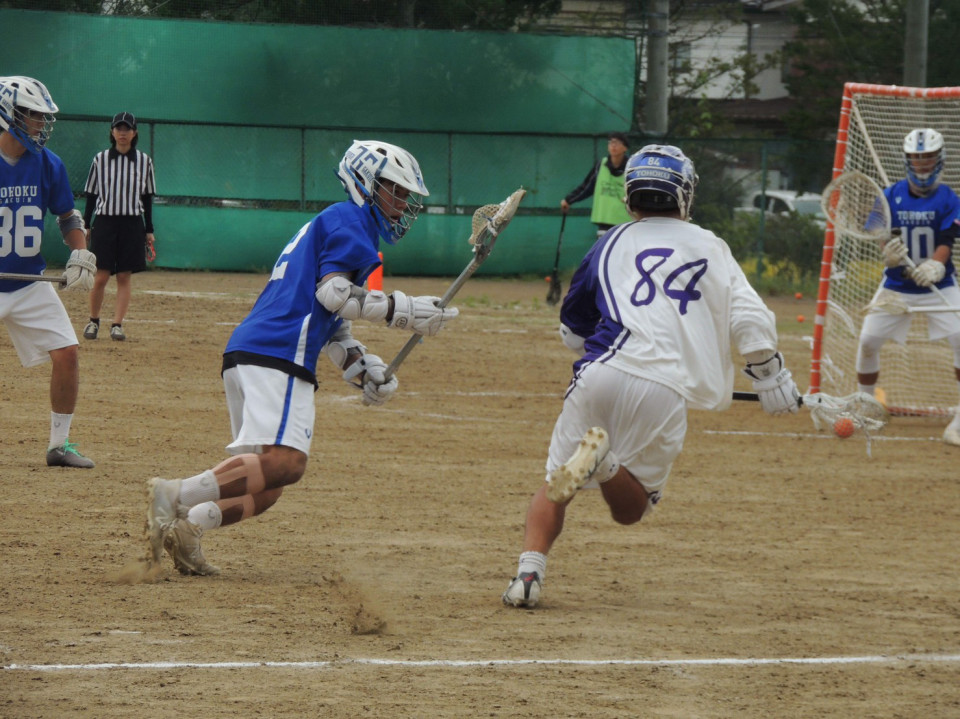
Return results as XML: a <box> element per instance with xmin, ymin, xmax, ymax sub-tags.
<box><xmin>560</xmin><ymin>131</ymin><xmax>633</xmax><ymax>237</ymax></box>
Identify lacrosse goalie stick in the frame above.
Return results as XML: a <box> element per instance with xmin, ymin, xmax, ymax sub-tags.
<box><xmin>0</xmin><ymin>272</ymin><xmax>67</xmax><ymax>286</ymax></box>
<box><xmin>821</xmin><ymin>171</ymin><xmax>954</xmax><ymax>307</ymax></box>
<box><xmin>733</xmin><ymin>390</ymin><xmax>889</xmax><ymax>456</ymax></box>
<box><xmin>546</xmin><ymin>214</ymin><xmax>566</xmax><ymax>306</ymax></box>
<box><xmin>384</xmin><ymin>187</ymin><xmax>527</xmax><ymax>378</ymax></box>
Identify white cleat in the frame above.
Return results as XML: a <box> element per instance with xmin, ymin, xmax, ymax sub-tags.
<box><xmin>163</xmin><ymin>518</ymin><xmax>221</xmax><ymax>576</ymax></box>
<box><xmin>501</xmin><ymin>571</ymin><xmax>542</xmax><ymax>608</ymax></box>
<box><xmin>943</xmin><ymin>423</ymin><xmax>960</xmax><ymax>447</ymax></box>
<box><xmin>546</xmin><ymin>427</ymin><xmax>610</xmax><ymax>503</ymax></box>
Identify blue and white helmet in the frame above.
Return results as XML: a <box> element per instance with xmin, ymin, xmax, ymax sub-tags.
<box><xmin>903</xmin><ymin>128</ymin><xmax>944</xmax><ymax>196</ymax></box>
<box><xmin>625</xmin><ymin>144</ymin><xmax>698</xmax><ymax>220</ymax></box>
<box><xmin>336</xmin><ymin>140</ymin><xmax>429</xmax><ymax>244</ymax></box>
<box><xmin>0</xmin><ymin>76</ymin><xmax>58</xmax><ymax>155</ymax></box>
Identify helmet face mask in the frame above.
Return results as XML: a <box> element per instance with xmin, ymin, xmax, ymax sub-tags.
<box><xmin>0</xmin><ymin>76</ymin><xmax>58</xmax><ymax>154</ymax></box>
<box><xmin>903</xmin><ymin>128</ymin><xmax>944</xmax><ymax>195</ymax></box>
<box><xmin>625</xmin><ymin>144</ymin><xmax>698</xmax><ymax>220</ymax></box>
<box><xmin>336</xmin><ymin>140</ymin><xmax>429</xmax><ymax>244</ymax></box>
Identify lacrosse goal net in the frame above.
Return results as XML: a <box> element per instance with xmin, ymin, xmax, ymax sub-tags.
<box><xmin>811</xmin><ymin>83</ymin><xmax>960</xmax><ymax>416</ymax></box>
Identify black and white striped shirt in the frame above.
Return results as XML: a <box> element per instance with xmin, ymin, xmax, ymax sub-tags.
<box><xmin>83</xmin><ymin>148</ymin><xmax>156</xmax><ymax>223</ymax></box>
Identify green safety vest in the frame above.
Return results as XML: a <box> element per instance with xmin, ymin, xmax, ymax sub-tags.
<box><xmin>590</xmin><ymin>160</ymin><xmax>633</xmax><ymax>226</ymax></box>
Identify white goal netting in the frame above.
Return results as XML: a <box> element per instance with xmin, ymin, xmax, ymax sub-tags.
<box><xmin>813</xmin><ymin>84</ymin><xmax>960</xmax><ymax>417</ymax></box>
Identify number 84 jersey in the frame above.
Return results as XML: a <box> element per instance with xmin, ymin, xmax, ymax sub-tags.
<box><xmin>560</xmin><ymin>217</ymin><xmax>779</xmax><ymax>411</ymax></box>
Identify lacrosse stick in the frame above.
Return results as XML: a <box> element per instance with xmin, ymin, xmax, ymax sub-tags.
<box><xmin>384</xmin><ymin>187</ymin><xmax>526</xmax><ymax>378</ymax></box>
<box><xmin>866</xmin><ymin>289</ymin><xmax>960</xmax><ymax>315</ymax></box>
<box><xmin>821</xmin><ymin>171</ymin><xmax>954</xmax><ymax>307</ymax></box>
<box><xmin>733</xmin><ymin>390</ymin><xmax>889</xmax><ymax>456</ymax></box>
<box><xmin>546</xmin><ymin>214</ymin><xmax>565</xmax><ymax>306</ymax></box>
<box><xmin>0</xmin><ymin>272</ymin><xmax>66</xmax><ymax>286</ymax></box>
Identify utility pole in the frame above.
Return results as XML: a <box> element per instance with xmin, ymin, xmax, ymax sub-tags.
<box><xmin>645</xmin><ymin>0</ymin><xmax>669</xmax><ymax>137</ymax></box>
<box><xmin>903</xmin><ymin>0</ymin><xmax>928</xmax><ymax>86</ymax></box>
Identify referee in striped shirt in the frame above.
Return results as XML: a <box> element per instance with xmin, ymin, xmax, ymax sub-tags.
<box><xmin>82</xmin><ymin>111</ymin><xmax>156</xmax><ymax>341</ymax></box>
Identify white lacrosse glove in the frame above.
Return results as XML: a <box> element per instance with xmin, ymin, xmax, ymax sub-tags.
<box><xmin>881</xmin><ymin>237</ymin><xmax>908</xmax><ymax>268</ymax></box>
<box><xmin>343</xmin><ymin>353</ymin><xmax>398</xmax><ymax>407</ymax></box>
<box><xmin>388</xmin><ymin>290</ymin><xmax>459</xmax><ymax>336</ymax></box>
<box><xmin>62</xmin><ymin>249</ymin><xmax>97</xmax><ymax>291</ymax></box>
<box><xmin>909</xmin><ymin>259</ymin><xmax>946</xmax><ymax>288</ymax></box>
<box><xmin>742</xmin><ymin>351</ymin><xmax>800</xmax><ymax>416</ymax></box>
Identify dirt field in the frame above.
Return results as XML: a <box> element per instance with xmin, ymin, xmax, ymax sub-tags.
<box><xmin>2</xmin><ymin>271</ymin><xmax>959</xmax><ymax>718</ymax></box>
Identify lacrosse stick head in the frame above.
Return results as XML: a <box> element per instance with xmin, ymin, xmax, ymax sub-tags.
<box><xmin>865</xmin><ymin>289</ymin><xmax>911</xmax><ymax>315</ymax></box>
<box><xmin>469</xmin><ymin>188</ymin><xmax>526</xmax><ymax>250</ymax></box>
<box><xmin>804</xmin><ymin>391</ymin><xmax>889</xmax><ymax>435</ymax></box>
<box><xmin>821</xmin><ymin>171</ymin><xmax>891</xmax><ymax>242</ymax></box>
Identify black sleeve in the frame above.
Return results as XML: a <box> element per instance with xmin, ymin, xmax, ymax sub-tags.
<box><xmin>936</xmin><ymin>217</ymin><xmax>960</xmax><ymax>249</ymax></box>
<box><xmin>142</xmin><ymin>194</ymin><xmax>154</xmax><ymax>234</ymax></box>
<box><xmin>564</xmin><ymin>160</ymin><xmax>602</xmax><ymax>206</ymax></box>
<box><xmin>82</xmin><ymin>192</ymin><xmax>97</xmax><ymax>228</ymax></box>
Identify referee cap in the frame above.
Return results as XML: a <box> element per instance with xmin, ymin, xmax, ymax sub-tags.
<box><xmin>111</xmin><ymin>111</ymin><xmax>136</xmax><ymax>129</ymax></box>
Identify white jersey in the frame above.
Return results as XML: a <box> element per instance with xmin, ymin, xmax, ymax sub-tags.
<box><xmin>560</xmin><ymin>218</ymin><xmax>778</xmax><ymax>410</ymax></box>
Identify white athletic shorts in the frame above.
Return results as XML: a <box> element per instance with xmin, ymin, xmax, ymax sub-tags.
<box><xmin>547</xmin><ymin>362</ymin><xmax>686</xmax><ymax>500</ymax></box>
<box><xmin>861</xmin><ymin>284</ymin><xmax>960</xmax><ymax>343</ymax></box>
<box><xmin>0</xmin><ymin>281</ymin><xmax>78</xmax><ymax>367</ymax></box>
<box><xmin>222</xmin><ymin>364</ymin><xmax>316</xmax><ymax>456</ymax></box>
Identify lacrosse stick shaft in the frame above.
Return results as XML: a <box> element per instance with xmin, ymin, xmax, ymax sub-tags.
<box><xmin>384</xmin><ymin>255</ymin><xmax>483</xmax><ymax>378</ymax></box>
<box><xmin>546</xmin><ymin>214</ymin><xmax>565</xmax><ymax>305</ymax></box>
<box><xmin>732</xmin><ymin>391</ymin><xmax>804</xmax><ymax>407</ymax></box>
<box><xmin>0</xmin><ymin>272</ymin><xmax>66</xmax><ymax>286</ymax></box>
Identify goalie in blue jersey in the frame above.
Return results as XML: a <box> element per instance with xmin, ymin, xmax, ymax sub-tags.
<box><xmin>854</xmin><ymin>129</ymin><xmax>960</xmax><ymax>445</ymax></box>
<box><xmin>145</xmin><ymin>140</ymin><xmax>458</xmax><ymax>577</ymax></box>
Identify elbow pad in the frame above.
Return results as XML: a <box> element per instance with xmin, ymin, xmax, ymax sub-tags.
<box><xmin>315</xmin><ymin>275</ymin><xmax>390</xmax><ymax>322</ymax></box>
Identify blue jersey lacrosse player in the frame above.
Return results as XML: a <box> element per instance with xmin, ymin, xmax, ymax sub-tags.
<box><xmin>0</xmin><ymin>76</ymin><xmax>97</xmax><ymax>468</ymax></box>
<box><xmin>855</xmin><ymin>129</ymin><xmax>960</xmax><ymax>445</ymax></box>
<box><xmin>145</xmin><ymin>140</ymin><xmax>458</xmax><ymax>577</ymax></box>
<box><xmin>502</xmin><ymin>144</ymin><xmax>800</xmax><ymax>608</ymax></box>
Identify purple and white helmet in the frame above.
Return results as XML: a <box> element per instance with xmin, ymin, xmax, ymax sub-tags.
<box><xmin>625</xmin><ymin>144</ymin><xmax>698</xmax><ymax>220</ymax></box>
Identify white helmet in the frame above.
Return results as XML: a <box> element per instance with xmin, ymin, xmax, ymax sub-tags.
<box><xmin>336</xmin><ymin>140</ymin><xmax>429</xmax><ymax>244</ymax></box>
<box><xmin>903</xmin><ymin>128</ymin><xmax>944</xmax><ymax>195</ymax></box>
<box><xmin>0</xmin><ymin>76</ymin><xmax>58</xmax><ymax>154</ymax></box>
<box><xmin>625</xmin><ymin>144</ymin><xmax>698</xmax><ymax>220</ymax></box>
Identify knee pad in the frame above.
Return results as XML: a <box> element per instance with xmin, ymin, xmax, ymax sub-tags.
<box><xmin>856</xmin><ymin>334</ymin><xmax>886</xmax><ymax>375</ymax></box>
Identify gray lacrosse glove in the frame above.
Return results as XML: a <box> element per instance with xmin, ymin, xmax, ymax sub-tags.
<box><xmin>881</xmin><ymin>237</ymin><xmax>908</xmax><ymax>268</ymax></box>
<box><xmin>343</xmin><ymin>353</ymin><xmax>398</xmax><ymax>407</ymax></box>
<box><xmin>62</xmin><ymin>249</ymin><xmax>97</xmax><ymax>291</ymax></box>
<box><xmin>388</xmin><ymin>290</ymin><xmax>459</xmax><ymax>336</ymax></box>
<box><xmin>909</xmin><ymin>259</ymin><xmax>945</xmax><ymax>288</ymax></box>
<box><xmin>742</xmin><ymin>351</ymin><xmax>800</xmax><ymax>415</ymax></box>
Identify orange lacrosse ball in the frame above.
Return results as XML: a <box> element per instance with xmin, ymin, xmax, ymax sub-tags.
<box><xmin>833</xmin><ymin>417</ymin><xmax>855</xmax><ymax>439</ymax></box>
<box><xmin>795</xmin><ymin>292</ymin><xmax>803</xmax><ymax>300</ymax></box>
<box><xmin>797</xmin><ymin>315</ymin><xmax>805</xmax><ymax>323</ymax></box>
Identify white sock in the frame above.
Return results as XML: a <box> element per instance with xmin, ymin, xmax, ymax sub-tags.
<box><xmin>187</xmin><ymin>501</ymin><xmax>223</xmax><ymax>531</ymax></box>
<box><xmin>517</xmin><ymin>551</ymin><xmax>547</xmax><ymax>581</ymax></box>
<box><xmin>49</xmin><ymin>412</ymin><xmax>72</xmax><ymax>448</ymax></box>
<box><xmin>858</xmin><ymin>384</ymin><xmax>874</xmax><ymax>396</ymax></box>
<box><xmin>179</xmin><ymin>470</ymin><xmax>220</xmax><ymax>507</ymax></box>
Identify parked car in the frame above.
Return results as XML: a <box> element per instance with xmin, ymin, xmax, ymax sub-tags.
<box><xmin>736</xmin><ymin>189</ymin><xmax>826</xmax><ymax>228</ymax></box>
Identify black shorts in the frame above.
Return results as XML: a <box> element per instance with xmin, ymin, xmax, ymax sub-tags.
<box><xmin>89</xmin><ymin>215</ymin><xmax>147</xmax><ymax>274</ymax></box>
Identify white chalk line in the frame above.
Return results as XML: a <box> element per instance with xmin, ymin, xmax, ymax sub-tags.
<box><xmin>703</xmin><ymin>429</ymin><xmax>941</xmax><ymax>442</ymax></box>
<box><xmin>5</xmin><ymin>652</ymin><xmax>960</xmax><ymax>672</ymax></box>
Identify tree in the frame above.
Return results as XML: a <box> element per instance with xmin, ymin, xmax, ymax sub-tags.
<box><xmin>780</xmin><ymin>0</ymin><xmax>905</xmax><ymax>141</ymax></box>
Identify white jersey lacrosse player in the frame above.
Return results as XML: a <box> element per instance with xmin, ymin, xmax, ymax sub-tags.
<box><xmin>502</xmin><ymin>144</ymin><xmax>800</xmax><ymax>609</ymax></box>
<box><xmin>144</xmin><ymin>140</ymin><xmax>458</xmax><ymax>578</ymax></box>
<box><xmin>0</xmin><ymin>76</ymin><xmax>97</xmax><ymax>468</ymax></box>
<box><xmin>854</xmin><ymin>129</ymin><xmax>960</xmax><ymax>445</ymax></box>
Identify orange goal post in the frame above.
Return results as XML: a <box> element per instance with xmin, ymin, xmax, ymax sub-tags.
<box><xmin>811</xmin><ymin>83</ymin><xmax>960</xmax><ymax>417</ymax></box>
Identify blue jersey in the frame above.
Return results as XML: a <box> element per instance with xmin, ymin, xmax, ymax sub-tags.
<box><xmin>224</xmin><ymin>201</ymin><xmax>382</xmax><ymax>385</ymax></box>
<box><xmin>0</xmin><ymin>147</ymin><xmax>75</xmax><ymax>293</ymax></box>
<box><xmin>883</xmin><ymin>180</ymin><xmax>960</xmax><ymax>294</ymax></box>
